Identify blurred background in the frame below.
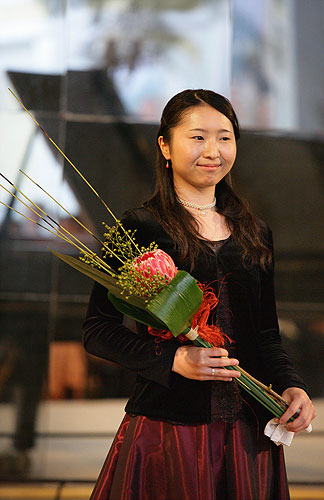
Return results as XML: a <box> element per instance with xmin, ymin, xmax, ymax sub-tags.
<box><xmin>0</xmin><ymin>0</ymin><xmax>324</xmax><ymax>498</ymax></box>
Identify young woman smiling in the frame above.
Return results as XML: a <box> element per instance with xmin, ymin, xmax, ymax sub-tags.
<box><xmin>83</xmin><ymin>89</ymin><xmax>315</xmax><ymax>500</ymax></box>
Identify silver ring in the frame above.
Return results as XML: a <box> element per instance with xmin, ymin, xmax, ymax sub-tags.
<box><xmin>211</xmin><ymin>367</ymin><xmax>215</xmax><ymax>376</ymax></box>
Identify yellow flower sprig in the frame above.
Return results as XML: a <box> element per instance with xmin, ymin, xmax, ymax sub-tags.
<box><xmin>2</xmin><ymin>88</ymin><xmax>175</xmax><ymax>298</ymax></box>
<box><xmin>1</xmin><ymin>172</ymin><xmax>168</xmax><ymax>296</ymax></box>
<box><xmin>118</xmin><ymin>260</ymin><xmax>171</xmax><ymax>300</ymax></box>
<box><xmin>101</xmin><ymin>221</ymin><xmax>169</xmax><ymax>298</ymax></box>
<box><xmin>102</xmin><ymin>221</ymin><xmax>139</xmax><ymax>263</ymax></box>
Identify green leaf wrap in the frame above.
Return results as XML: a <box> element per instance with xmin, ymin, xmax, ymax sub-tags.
<box><xmin>108</xmin><ymin>292</ymin><xmax>167</xmax><ymax>330</ymax></box>
<box><xmin>145</xmin><ymin>270</ymin><xmax>203</xmax><ymax>336</ymax></box>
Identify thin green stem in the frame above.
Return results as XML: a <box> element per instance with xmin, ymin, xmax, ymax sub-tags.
<box><xmin>8</xmin><ymin>87</ymin><xmax>140</xmax><ymax>255</ymax></box>
<box><xmin>226</xmin><ymin>365</ymin><xmax>287</xmax><ymax>417</ymax></box>
<box><xmin>16</xmin><ymin>170</ymin><xmax>101</xmax><ymax>243</ymax></box>
<box><xmin>0</xmin><ymin>181</ymin><xmax>118</xmax><ymax>276</ymax></box>
<box><xmin>18</xmin><ymin>170</ymin><xmax>126</xmax><ymax>266</ymax></box>
<box><xmin>1</xmin><ymin>181</ymin><xmax>87</xmax><ymax>250</ymax></box>
<box><xmin>187</xmin><ymin>332</ymin><xmax>290</xmax><ymax>419</ymax></box>
<box><xmin>0</xmin><ymin>201</ymin><xmax>117</xmax><ymax>277</ymax></box>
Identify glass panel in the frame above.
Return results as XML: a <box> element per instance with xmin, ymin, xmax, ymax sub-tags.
<box><xmin>231</xmin><ymin>0</ymin><xmax>296</xmax><ymax>129</ymax></box>
<box><xmin>66</xmin><ymin>0</ymin><xmax>232</xmax><ymax>119</ymax></box>
<box><xmin>0</xmin><ymin>0</ymin><xmax>66</xmax><ymax>112</ymax></box>
<box><xmin>231</xmin><ymin>0</ymin><xmax>324</xmax><ymax>133</ymax></box>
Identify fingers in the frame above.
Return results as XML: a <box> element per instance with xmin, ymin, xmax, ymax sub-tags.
<box><xmin>172</xmin><ymin>346</ymin><xmax>240</xmax><ymax>381</ymax></box>
<box><xmin>201</xmin><ymin>365</ymin><xmax>241</xmax><ymax>382</ymax></box>
<box><xmin>209</xmin><ymin>347</ymin><xmax>229</xmax><ymax>357</ymax></box>
<box><xmin>279</xmin><ymin>387</ymin><xmax>316</xmax><ymax>433</ymax></box>
<box><xmin>213</xmin><ymin>357</ymin><xmax>240</xmax><ymax>368</ymax></box>
<box><xmin>193</xmin><ymin>347</ymin><xmax>240</xmax><ymax>381</ymax></box>
<box><xmin>279</xmin><ymin>403</ymin><xmax>300</xmax><ymax>427</ymax></box>
<box><xmin>206</xmin><ymin>347</ymin><xmax>240</xmax><ymax>367</ymax></box>
<box><xmin>285</xmin><ymin>404</ymin><xmax>316</xmax><ymax>433</ymax></box>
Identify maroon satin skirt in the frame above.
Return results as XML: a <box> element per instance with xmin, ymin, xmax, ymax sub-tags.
<box><xmin>90</xmin><ymin>414</ymin><xmax>290</xmax><ymax>500</ymax></box>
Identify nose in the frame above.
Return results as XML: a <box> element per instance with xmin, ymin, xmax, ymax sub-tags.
<box><xmin>203</xmin><ymin>138</ymin><xmax>220</xmax><ymax>160</ymax></box>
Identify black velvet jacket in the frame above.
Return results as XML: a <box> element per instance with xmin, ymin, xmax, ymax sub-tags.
<box><xmin>83</xmin><ymin>207</ymin><xmax>308</xmax><ymax>424</ymax></box>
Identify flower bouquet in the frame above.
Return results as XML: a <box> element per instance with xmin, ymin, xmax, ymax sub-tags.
<box><xmin>0</xmin><ymin>89</ymin><xmax>294</xmax><ymax>423</ymax></box>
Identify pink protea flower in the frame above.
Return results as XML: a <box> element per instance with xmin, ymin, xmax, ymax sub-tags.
<box><xmin>132</xmin><ymin>249</ymin><xmax>177</xmax><ymax>282</ymax></box>
<box><xmin>127</xmin><ymin>249</ymin><xmax>178</xmax><ymax>297</ymax></box>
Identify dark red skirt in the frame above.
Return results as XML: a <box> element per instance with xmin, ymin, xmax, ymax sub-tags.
<box><xmin>90</xmin><ymin>414</ymin><xmax>290</xmax><ymax>500</ymax></box>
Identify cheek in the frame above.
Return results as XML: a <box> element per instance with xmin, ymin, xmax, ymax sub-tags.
<box><xmin>224</xmin><ymin>144</ymin><xmax>236</xmax><ymax>162</ymax></box>
<box><xmin>172</xmin><ymin>145</ymin><xmax>196</xmax><ymax>163</ymax></box>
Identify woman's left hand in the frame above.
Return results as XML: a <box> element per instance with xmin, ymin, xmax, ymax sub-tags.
<box><xmin>278</xmin><ymin>387</ymin><xmax>316</xmax><ymax>433</ymax></box>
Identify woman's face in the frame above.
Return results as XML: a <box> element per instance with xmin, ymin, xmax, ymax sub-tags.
<box><xmin>159</xmin><ymin>104</ymin><xmax>237</xmax><ymax>193</ymax></box>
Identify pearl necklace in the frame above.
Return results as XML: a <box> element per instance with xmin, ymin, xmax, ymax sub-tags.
<box><xmin>178</xmin><ymin>197</ymin><xmax>216</xmax><ymax>217</ymax></box>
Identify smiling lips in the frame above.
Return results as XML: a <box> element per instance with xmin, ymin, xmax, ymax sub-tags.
<box><xmin>198</xmin><ymin>163</ymin><xmax>221</xmax><ymax>169</ymax></box>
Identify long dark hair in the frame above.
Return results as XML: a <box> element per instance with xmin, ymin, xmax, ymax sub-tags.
<box><xmin>146</xmin><ymin>89</ymin><xmax>271</xmax><ymax>270</ymax></box>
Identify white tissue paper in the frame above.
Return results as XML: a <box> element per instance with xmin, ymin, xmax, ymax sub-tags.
<box><xmin>264</xmin><ymin>418</ymin><xmax>312</xmax><ymax>446</ymax></box>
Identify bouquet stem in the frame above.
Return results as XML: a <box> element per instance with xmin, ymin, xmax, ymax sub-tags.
<box><xmin>185</xmin><ymin>330</ymin><xmax>290</xmax><ymax>420</ymax></box>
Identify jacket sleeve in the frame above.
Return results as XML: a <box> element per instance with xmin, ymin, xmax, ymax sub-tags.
<box><xmin>257</xmin><ymin>226</ymin><xmax>309</xmax><ymax>395</ymax></box>
<box><xmin>82</xmin><ymin>209</ymin><xmax>180</xmax><ymax>388</ymax></box>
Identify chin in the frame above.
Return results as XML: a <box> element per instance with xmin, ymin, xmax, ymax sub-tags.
<box><xmin>197</xmin><ymin>178</ymin><xmax>220</xmax><ymax>189</ymax></box>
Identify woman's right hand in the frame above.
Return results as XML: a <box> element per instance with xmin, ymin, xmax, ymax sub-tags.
<box><xmin>172</xmin><ymin>346</ymin><xmax>241</xmax><ymax>381</ymax></box>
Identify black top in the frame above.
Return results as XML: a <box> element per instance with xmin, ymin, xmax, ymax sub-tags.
<box><xmin>83</xmin><ymin>207</ymin><xmax>308</xmax><ymax>425</ymax></box>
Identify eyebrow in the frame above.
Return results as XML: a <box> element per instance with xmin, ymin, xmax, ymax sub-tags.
<box><xmin>189</xmin><ymin>128</ymin><xmax>233</xmax><ymax>133</ymax></box>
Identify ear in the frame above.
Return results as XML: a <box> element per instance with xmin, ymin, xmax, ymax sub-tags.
<box><xmin>158</xmin><ymin>136</ymin><xmax>171</xmax><ymax>160</ymax></box>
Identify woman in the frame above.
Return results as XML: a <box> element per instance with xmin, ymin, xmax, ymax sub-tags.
<box><xmin>83</xmin><ymin>89</ymin><xmax>315</xmax><ymax>500</ymax></box>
